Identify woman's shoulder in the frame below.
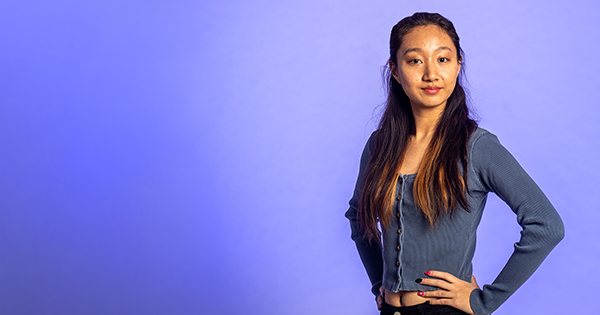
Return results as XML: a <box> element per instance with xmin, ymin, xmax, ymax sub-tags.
<box><xmin>467</xmin><ymin>127</ymin><xmax>502</xmax><ymax>152</ymax></box>
<box><xmin>468</xmin><ymin>126</ymin><xmax>493</xmax><ymax>141</ymax></box>
<box><xmin>466</xmin><ymin>127</ymin><xmax>516</xmax><ymax>174</ymax></box>
<box><xmin>365</xmin><ymin>129</ymin><xmax>380</xmax><ymax>151</ymax></box>
<box><xmin>466</xmin><ymin>127</ymin><xmax>528</xmax><ymax>183</ymax></box>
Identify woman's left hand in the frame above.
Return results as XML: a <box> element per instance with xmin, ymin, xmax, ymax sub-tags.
<box><xmin>417</xmin><ymin>270</ymin><xmax>480</xmax><ymax>315</ymax></box>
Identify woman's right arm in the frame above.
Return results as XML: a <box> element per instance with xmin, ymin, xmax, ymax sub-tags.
<box><xmin>344</xmin><ymin>132</ymin><xmax>384</xmax><ymax>297</ymax></box>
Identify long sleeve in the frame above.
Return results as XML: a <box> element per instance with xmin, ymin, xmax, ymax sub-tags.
<box><xmin>345</xmin><ymin>132</ymin><xmax>383</xmax><ymax>296</ymax></box>
<box><xmin>468</xmin><ymin>133</ymin><xmax>565</xmax><ymax>315</ymax></box>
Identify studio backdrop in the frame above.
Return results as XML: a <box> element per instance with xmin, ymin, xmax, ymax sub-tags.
<box><xmin>1</xmin><ymin>1</ymin><xmax>598</xmax><ymax>314</ymax></box>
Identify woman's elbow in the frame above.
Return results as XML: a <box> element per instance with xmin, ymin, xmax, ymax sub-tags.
<box><xmin>546</xmin><ymin>216</ymin><xmax>565</xmax><ymax>247</ymax></box>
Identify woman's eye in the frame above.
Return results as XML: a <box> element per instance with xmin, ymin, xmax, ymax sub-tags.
<box><xmin>409</xmin><ymin>59</ymin><xmax>421</xmax><ymax>64</ymax></box>
<box><xmin>439</xmin><ymin>57</ymin><xmax>449</xmax><ymax>62</ymax></box>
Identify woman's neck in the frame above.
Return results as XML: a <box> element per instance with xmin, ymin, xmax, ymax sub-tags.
<box><xmin>411</xmin><ymin>104</ymin><xmax>445</xmax><ymax>140</ymax></box>
<box><xmin>399</xmin><ymin>104</ymin><xmax>445</xmax><ymax>175</ymax></box>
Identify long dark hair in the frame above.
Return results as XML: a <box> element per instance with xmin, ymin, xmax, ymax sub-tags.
<box><xmin>358</xmin><ymin>12</ymin><xmax>477</xmax><ymax>244</ymax></box>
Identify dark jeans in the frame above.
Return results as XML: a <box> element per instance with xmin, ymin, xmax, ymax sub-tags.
<box><xmin>380</xmin><ymin>300</ymin><xmax>468</xmax><ymax>315</ymax></box>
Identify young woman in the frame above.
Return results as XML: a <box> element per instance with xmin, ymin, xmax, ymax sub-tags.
<box><xmin>345</xmin><ymin>12</ymin><xmax>564</xmax><ymax>315</ymax></box>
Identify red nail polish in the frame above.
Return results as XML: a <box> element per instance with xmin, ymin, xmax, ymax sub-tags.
<box><xmin>418</xmin><ymin>291</ymin><xmax>424</xmax><ymax>296</ymax></box>
<box><xmin>425</xmin><ymin>271</ymin><xmax>432</xmax><ymax>276</ymax></box>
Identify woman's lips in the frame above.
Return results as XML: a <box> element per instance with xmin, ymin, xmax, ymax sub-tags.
<box><xmin>422</xmin><ymin>87</ymin><xmax>441</xmax><ymax>94</ymax></box>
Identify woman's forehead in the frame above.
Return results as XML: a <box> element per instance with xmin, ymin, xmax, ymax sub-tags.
<box><xmin>400</xmin><ymin>25</ymin><xmax>456</xmax><ymax>55</ymax></box>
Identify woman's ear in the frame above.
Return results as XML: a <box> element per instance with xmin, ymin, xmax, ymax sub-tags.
<box><xmin>389</xmin><ymin>60</ymin><xmax>400</xmax><ymax>84</ymax></box>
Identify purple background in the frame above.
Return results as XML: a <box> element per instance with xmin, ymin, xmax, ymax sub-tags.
<box><xmin>1</xmin><ymin>1</ymin><xmax>598</xmax><ymax>314</ymax></box>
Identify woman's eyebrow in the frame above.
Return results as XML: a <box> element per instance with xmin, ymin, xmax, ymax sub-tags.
<box><xmin>403</xmin><ymin>46</ymin><xmax>454</xmax><ymax>55</ymax></box>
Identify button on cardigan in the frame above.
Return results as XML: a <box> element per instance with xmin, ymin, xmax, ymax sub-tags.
<box><xmin>345</xmin><ymin>128</ymin><xmax>564</xmax><ymax>315</ymax></box>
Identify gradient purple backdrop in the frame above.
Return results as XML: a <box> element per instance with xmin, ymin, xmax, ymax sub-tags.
<box><xmin>1</xmin><ymin>1</ymin><xmax>598</xmax><ymax>314</ymax></box>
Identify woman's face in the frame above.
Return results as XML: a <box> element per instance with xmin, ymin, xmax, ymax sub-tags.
<box><xmin>390</xmin><ymin>25</ymin><xmax>461</xmax><ymax>111</ymax></box>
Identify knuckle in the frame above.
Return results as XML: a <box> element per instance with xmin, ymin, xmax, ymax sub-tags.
<box><xmin>433</xmin><ymin>299</ymin><xmax>447</xmax><ymax>305</ymax></box>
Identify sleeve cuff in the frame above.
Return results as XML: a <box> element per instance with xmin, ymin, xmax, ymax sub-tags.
<box><xmin>371</xmin><ymin>281</ymin><xmax>382</xmax><ymax>296</ymax></box>
<box><xmin>469</xmin><ymin>288</ymin><xmax>489</xmax><ymax>315</ymax></box>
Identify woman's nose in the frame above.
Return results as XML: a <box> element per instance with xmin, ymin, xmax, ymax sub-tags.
<box><xmin>422</xmin><ymin>63</ymin><xmax>439</xmax><ymax>81</ymax></box>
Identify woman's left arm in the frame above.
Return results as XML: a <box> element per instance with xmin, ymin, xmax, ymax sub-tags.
<box><xmin>421</xmin><ymin>132</ymin><xmax>565</xmax><ymax>315</ymax></box>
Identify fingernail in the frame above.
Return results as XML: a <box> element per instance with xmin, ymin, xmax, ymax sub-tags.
<box><xmin>424</xmin><ymin>271</ymin><xmax>432</xmax><ymax>276</ymax></box>
<box><xmin>415</xmin><ymin>278</ymin><xmax>422</xmax><ymax>283</ymax></box>
<box><xmin>418</xmin><ymin>291</ymin><xmax>424</xmax><ymax>296</ymax></box>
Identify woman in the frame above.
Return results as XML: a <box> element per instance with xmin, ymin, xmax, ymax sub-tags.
<box><xmin>345</xmin><ymin>12</ymin><xmax>564</xmax><ymax>315</ymax></box>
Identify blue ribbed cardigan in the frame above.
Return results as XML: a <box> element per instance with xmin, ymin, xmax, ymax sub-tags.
<box><xmin>345</xmin><ymin>127</ymin><xmax>564</xmax><ymax>315</ymax></box>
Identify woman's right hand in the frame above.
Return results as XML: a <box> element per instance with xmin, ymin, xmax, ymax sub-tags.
<box><xmin>376</xmin><ymin>287</ymin><xmax>385</xmax><ymax>310</ymax></box>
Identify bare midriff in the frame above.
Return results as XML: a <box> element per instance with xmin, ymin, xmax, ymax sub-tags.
<box><xmin>384</xmin><ymin>289</ymin><xmax>437</xmax><ymax>307</ymax></box>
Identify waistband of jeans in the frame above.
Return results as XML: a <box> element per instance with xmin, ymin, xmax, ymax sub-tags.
<box><xmin>381</xmin><ymin>300</ymin><xmax>429</xmax><ymax>315</ymax></box>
